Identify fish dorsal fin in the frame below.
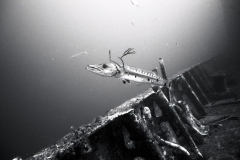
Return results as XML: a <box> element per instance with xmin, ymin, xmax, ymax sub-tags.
<box><xmin>152</xmin><ymin>68</ymin><xmax>158</xmax><ymax>75</ymax></box>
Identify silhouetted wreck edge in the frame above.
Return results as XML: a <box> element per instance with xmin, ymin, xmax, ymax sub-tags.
<box><xmin>23</xmin><ymin>53</ymin><xmax>240</xmax><ymax>160</ymax></box>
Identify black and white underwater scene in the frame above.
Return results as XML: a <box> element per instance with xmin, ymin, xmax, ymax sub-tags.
<box><xmin>1</xmin><ymin>0</ymin><xmax>240</xmax><ymax>160</ymax></box>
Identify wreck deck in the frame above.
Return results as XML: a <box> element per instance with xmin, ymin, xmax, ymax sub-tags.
<box><xmin>199</xmin><ymin>100</ymin><xmax>240</xmax><ymax>160</ymax></box>
<box><xmin>23</xmin><ymin>53</ymin><xmax>240</xmax><ymax>160</ymax></box>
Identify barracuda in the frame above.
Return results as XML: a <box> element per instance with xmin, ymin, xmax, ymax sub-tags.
<box><xmin>86</xmin><ymin>48</ymin><xmax>167</xmax><ymax>91</ymax></box>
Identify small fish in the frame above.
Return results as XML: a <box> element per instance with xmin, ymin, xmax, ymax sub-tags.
<box><xmin>69</xmin><ymin>51</ymin><xmax>88</xmax><ymax>59</ymax></box>
<box><xmin>131</xmin><ymin>0</ymin><xmax>139</xmax><ymax>8</ymax></box>
<box><xmin>131</xmin><ymin>20</ymin><xmax>134</xmax><ymax>26</ymax></box>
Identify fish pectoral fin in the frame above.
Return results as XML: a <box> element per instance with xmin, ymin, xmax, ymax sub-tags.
<box><xmin>136</xmin><ymin>82</ymin><xmax>143</xmax><ymax>86</ymax></box>
<box><xmin>122</xmin><ymin>79</ymin><xmax>131</xmax><ymax>84</ymax></box>
<box><xmin>152</xmin><ymin>68</ymin><xmax>158</xmax><ymax>75</ymax></box>
<box><xmin>126</xmin><ymin>79</ymin><xmax>131</xmax><ymax>83</ymax></box>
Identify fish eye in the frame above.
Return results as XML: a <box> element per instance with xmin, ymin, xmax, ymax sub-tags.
<box><xmin>102</xmin><ymin>64</ymin><xmax>108</xmax><ymax>68</ymax></box>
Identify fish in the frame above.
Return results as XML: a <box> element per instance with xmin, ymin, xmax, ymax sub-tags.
<box><xmin>131</xmin><ymin>0</ymin><xmax>139</xmax><ymax>8</ymax></box>
<box><xmin>86</xmin><ymin>48</ymin><xmax>167</xmax><ymax>92</ymax></box>
<box><xmin>69</xmin><ymin>51</ymin><xmax>88</xmax><ymax>59</ymax></box>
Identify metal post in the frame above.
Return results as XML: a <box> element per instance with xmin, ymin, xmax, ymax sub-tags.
<box><xmin>159</xmin><ymin>58</ymin><xmax>167</xmax><ymax>80</ymax></box>
<box><xmin>159</xmin><ymin>58</ymin><xmax>170</xmax><ymax>101</ymax></box>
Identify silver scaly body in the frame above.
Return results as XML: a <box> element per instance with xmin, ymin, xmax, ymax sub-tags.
<box><xmin>121</xmin><ymin>65</ymin><xmax>166</xmax><ymax>86</ymax></box>
<box><xmin>86</xmin><ymin>48</ymin><xmax>167</xmax><ymax>90</ymax></box>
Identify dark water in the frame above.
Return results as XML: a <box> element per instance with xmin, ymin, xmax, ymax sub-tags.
<box><xmin>0</xmin><ymin>0</ymin><xmax>239</xmax><ymax>159</ymax></box>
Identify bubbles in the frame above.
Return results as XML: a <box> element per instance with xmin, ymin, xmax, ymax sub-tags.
<box><xmin>70</xmin><ymin>126</ymin><xmax>74</xmax><ymax>130</ymax></box>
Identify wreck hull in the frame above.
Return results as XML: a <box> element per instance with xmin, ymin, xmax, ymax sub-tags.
<box><xmin>26</xmin><ymin>53</ymin><xmax>240</xmax><ymax>160</ymax></box>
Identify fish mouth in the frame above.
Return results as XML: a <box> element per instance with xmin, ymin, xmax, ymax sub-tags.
<box><xmin>86</xmin><ymin>65</ymin><xmax>103</xmax><ymax>73</ymax></box>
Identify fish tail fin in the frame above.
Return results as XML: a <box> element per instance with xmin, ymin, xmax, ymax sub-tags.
<box><xmin>150</xmin><ymin>85</ymin><xmax>159</xmax><ymax>92</ymax></box>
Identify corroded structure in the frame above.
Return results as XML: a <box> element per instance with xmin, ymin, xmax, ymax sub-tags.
<box><xmin>25</xmin><ymin>61</ymin><xmax>214</xmax><ymax>160</ymax></box>
<box><xmin>26</xmin><ymin>88</ymin><xmax>209</xmax><ymax>160</ymax></box>
<box><xmin>25</xmin><ymin>53</ymin><xmax>239</xmax><ymax>160</ymax></box>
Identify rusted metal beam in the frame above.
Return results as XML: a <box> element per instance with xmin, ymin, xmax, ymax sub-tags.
<box><xmin>159</xmin><ymin>58</ymin><xmax>167</xmax><ymax>80</ymax></box>
<box><xmin>24</xmin><ymin>59</ymin><xmax>215</xmax><ymax>160</ymax></box>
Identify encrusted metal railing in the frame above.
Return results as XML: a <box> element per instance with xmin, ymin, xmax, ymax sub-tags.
<box><xmin>12</xmin><ymin>53</ymin><xmax>240</xmax><ymax>160</ymax></box>
<box><xmin>24</xmin><ymin>88</ymin><xmax>209</xmax><ymax>160</ymax></box>
<box><xmin>22</xmin><ymin>57</ymin><xmax>225</xmax><ymax>160</ymax></box>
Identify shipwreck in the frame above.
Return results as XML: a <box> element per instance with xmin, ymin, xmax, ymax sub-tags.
<box><xmin>16</xmin><ymin>53</ymin><xmax>240</xmax><ymax>160</ymax></box>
